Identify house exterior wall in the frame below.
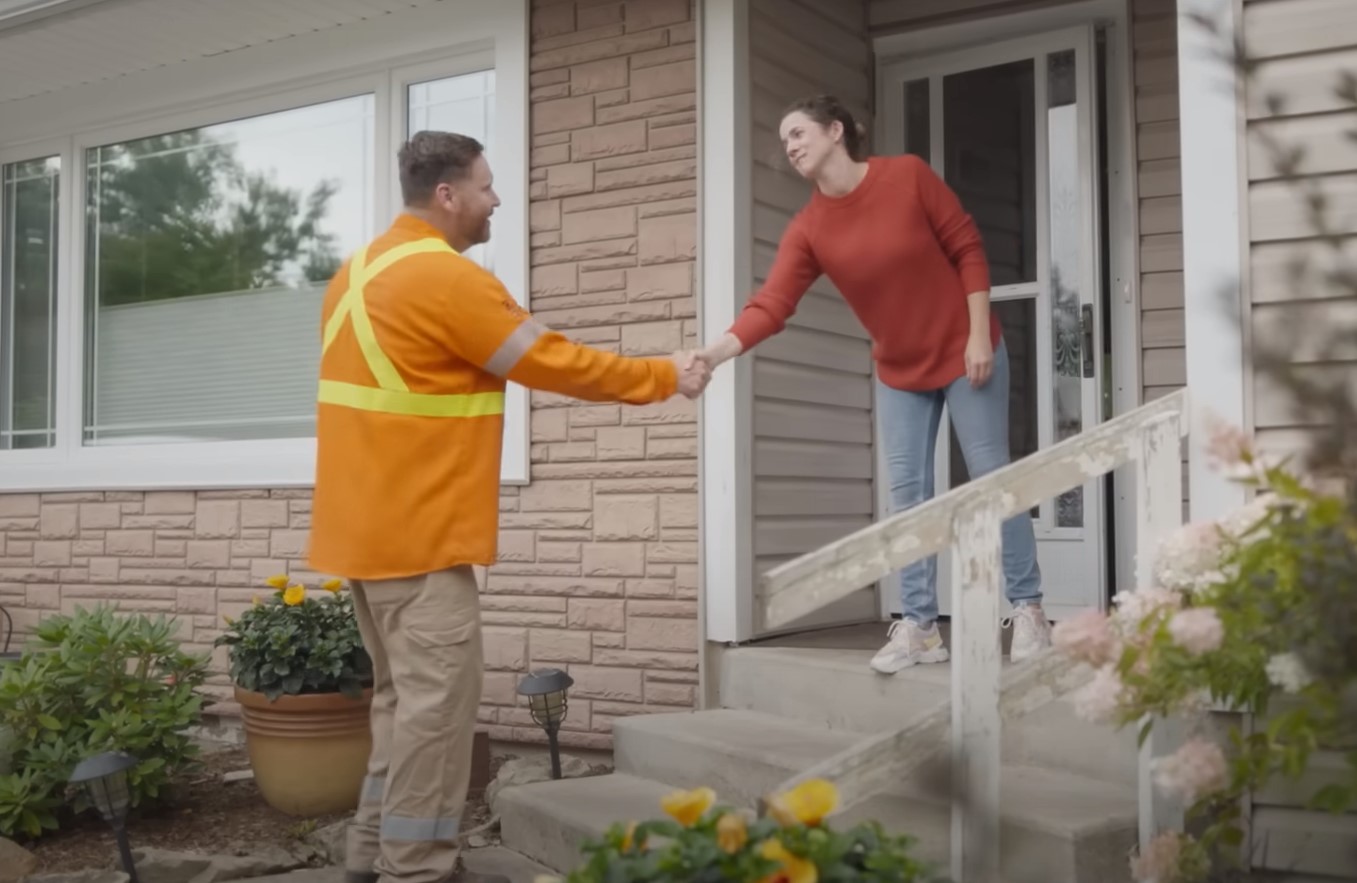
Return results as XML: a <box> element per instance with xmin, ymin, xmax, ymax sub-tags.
<box><xmin>512</xmin><ymin>0</ymin><xmax>701</xmax><ymax>748</ymax></box>
<box><xmin>1242</xmin><ymin>0</ymin><xmax>1357</xmax><ymax>461</ymax></box>
<box><xmin>1132</xmin><ymin>0</ymin><xmax>1186</xmax><ymax>404</ymax></box>
<box><xmin>0</xmin><ymin>0</ymin><xmax>701</xmax><ymax>752</ymax></box>
<box><xmin>747</xmin><ymin>0</ymin><xmax>879</xmax><ymax>632</ymax></box>
<box><xmin>1238</xmin><ymin>1</ymin><xmax>1357</xmax><ymax>876</ymax></box>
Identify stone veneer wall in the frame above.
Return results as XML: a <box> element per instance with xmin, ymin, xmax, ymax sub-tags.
<box><xmin>0</xmin><ymin>0</ymin><xmax>701</xmax><ymax>752</ymax></box>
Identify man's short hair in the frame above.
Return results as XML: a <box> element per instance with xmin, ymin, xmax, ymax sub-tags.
<box><xmin>398</xmin><ymin>131</ymin><xmax>484</xmax><ymax>205</ymax></box>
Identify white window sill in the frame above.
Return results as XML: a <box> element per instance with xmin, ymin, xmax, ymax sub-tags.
<box><xmin>0</xmin><ymin>435</ymin><xmax>530</xmax><ymax>493</ymax></box>
<box><xmin>0</xmin><ymin>439</ymin><xmax>318</xmax><ymax>492</ymax></box>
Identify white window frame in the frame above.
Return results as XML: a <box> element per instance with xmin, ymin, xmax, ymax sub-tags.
<box><xmin>0</xmin><ymin>0</ymin><xmax>529</xmax><ymax>492</ymax></box>
<box><xmin>0</xmin><ymin>137</ymin><xmax>68</xmax><ymax>462</ymax></box>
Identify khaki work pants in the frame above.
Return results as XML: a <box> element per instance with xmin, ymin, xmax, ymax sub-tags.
<box><xmin>346</xmin><ymin>566</ymin><xmax>484</xmax><ymax>883</ymax></box>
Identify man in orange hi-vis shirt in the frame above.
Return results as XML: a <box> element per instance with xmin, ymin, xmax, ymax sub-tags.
<box><xmin>309</xmin><ymin>131</ymin><xmax>709</xmax><ymax>883</ymax></box>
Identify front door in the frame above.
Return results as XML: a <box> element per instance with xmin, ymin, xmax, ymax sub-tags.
<box><xmin>877</xmin><ymin>25</ymin><xmax>1107</xmax><ymax>622</ymax></box>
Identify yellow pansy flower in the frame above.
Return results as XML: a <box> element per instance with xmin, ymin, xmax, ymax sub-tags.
<box><xmin>282</xmin><ymin>584</ymin><xmax>306</xmax><ymax>606</ymax></box>
<box><xmin>716</xmin><ymin>812</ymin><xmax>748</xmax><ymax>854</ymax></box>
<box><xmin>660</xmin><ymin>786</ymin><xmax>715</xmax><ymax>827</ymax></box>
<box><xmin>620</xmin><ymin>821</ymin><xmax>646</xmax><ymax>853</ymax></box>
<box><xmin>765</xmin><ymin>779</ymin><xmax>837</xmax><ymax>828</ymax></box>
<box><xmin>759</xmin><ymin>839</ymin><xmax>817</xmax><ymax>883</ymax></box>
<box><xmin>265</xmin><ymin>574</ymin><xmax>289</xmax><ymax>590</ymax></box>
<box><xmin>322</xmin><ymin>578</ymin><xmax>344</xmax><ymax>593</ymax></box>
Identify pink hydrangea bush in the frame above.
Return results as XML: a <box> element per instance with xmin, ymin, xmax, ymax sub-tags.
<box><xmin>1051</xmin><ymin>414</ymin><xmax>1357</xmax><ymax>882</ymax></box>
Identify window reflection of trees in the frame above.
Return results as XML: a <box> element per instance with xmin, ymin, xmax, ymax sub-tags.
<box><xmin>87</xmin><ymin>128</ymin><xmax>342</xmax><ymax>308</ymax></box>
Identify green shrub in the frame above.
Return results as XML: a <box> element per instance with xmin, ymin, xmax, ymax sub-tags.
<box><xmin>214</xmin><ymin>575</ymin><xmax>372</xmax><ymax>701</ymax></box>
<box><xmin>0</xmin><ymin>606</ymin><xmax>210</xmax><ymax>839</ymax></box>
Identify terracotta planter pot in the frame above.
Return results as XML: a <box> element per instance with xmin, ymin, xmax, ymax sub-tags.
<box><xmin>235</xmin><ymin>685</ymin><xmax>373</xmax><ymax>817</ymax></box>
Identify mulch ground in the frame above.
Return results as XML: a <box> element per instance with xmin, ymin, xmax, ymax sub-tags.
<box><xmin>23</xmin><ymin>746</ymin><xmax>502</xmax><ymax>874</ymax></box>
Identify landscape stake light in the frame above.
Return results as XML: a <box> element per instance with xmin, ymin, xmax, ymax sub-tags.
<box><xmin>516</xmin><ymin>668</ymin><xmax>574</xmax><ymax>779</ymax></box>
<box><xmin>69</xmin><ymin>750</ymin><xmax>141</xmax><ymax>883</ymax></box>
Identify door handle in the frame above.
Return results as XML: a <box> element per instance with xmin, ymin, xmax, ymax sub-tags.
<box><xmin>1080</xmin><ymin>304</ymin><xmax>1095</xmax><ymax>378</ymax></box>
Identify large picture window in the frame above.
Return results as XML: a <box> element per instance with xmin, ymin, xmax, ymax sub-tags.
<box><xmin>0</xmin><ymin>3</ymin><xmax>529</xmax><ymax>491</ymax></box>
<box><xmin>82</xmin><ymin>95</ymin><xmax>374</xmax><ymax>445</ymax></box>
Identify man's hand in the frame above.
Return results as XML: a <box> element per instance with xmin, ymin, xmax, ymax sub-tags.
<box><xmin>964</xmin><ymin>332</ymin><xmax>994</xmax><ymax>388</ymax></box>
<box><xmin>671</xmin><ymin>350</ymin><xmax>712</xmax><ymax>399</ymax></box>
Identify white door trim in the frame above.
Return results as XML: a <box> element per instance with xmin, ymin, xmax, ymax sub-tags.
<box><xmin>871</xmin><ymin>0</ymin><xmax>1138</xmax><ymax>617</ymax></box>
<box><xmin>698</xmin><ymin>0</ymin><xmax>754</xmax><ymax>645</ymax></box>
<box><xmin>1177</xmin><ymin>0</ymin><xmax>1248</xmax><ymax>521</ymax></box>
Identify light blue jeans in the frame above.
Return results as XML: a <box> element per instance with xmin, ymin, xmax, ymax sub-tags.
<box><xmin>877</xmin><ymin>341</ymin><xmax>1041</xmax><ymax>624</ymax></box>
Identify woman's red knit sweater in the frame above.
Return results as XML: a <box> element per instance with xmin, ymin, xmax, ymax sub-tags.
<box><xmin>728</xmin><ymin>153</ymin><xmax>1001</xmax><ymax>392</ymax></box>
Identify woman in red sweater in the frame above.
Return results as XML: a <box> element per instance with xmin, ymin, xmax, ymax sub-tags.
<box><xmin>699</xmin><ymin>95</ymin><xmax>1052</xmax><ymax>672</ymax></box>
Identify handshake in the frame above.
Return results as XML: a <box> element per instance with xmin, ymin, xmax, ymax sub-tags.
<box><xmin>669</xmin><ymin>349</ymin><xmax>715</xmax><ymax>399</ymax></box>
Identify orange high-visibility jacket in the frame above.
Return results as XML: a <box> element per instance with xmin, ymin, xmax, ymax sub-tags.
<box><xmin>308</xmin><ymin>214</ymin><xmax>679</xmax><ymax>580</ymax></box>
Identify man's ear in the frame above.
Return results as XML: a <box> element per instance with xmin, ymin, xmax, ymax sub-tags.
<box><xmin>434</xmin><ymin>180</ymin><xmax>457</xmax><ymax>211</ymax></box>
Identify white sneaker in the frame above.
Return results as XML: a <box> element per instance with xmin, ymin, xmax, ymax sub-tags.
<box><xmin>1007</xmin><ymin>604</ymin><xmax>1052</xmax><ymax>662</ymax></box>
<box><xmin>869</xmin><ymin>619</ymin><xmax>950</xmax><ymax>674</ymax></box>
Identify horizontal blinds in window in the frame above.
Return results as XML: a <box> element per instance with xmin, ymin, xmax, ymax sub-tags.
<box><xmin>88</xmin><ymin>285</ymin><xmax>322</xmax><ymax>443</ymax></box>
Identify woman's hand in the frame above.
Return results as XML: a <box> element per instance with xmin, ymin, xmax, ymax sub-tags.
<box><xmin>698</xmin><ymin>333</ymin><xmax>745</xmax><ymax>370</ymax></box>
<box><xmin>964</xmin><ymin>332</ymin><xmax>994</xmax><ymax>388</ymax></box>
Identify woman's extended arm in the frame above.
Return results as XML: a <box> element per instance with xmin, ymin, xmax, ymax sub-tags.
<box><xmin>706</xmin><ymin>216</ymin><xmax>821</xmax><ymax>366</ymax></box>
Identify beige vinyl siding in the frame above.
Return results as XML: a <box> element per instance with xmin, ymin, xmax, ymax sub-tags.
<box><xmin>747</xmin><ymin>0</ymin><xmax>879</xmax><ymax>631</ymax></box>
<box><xmin>1131</xmin><ymin>0</ymin><xmax>1186</xmax><ymax>401</ymax></box>
<box><xmin>1241</xmin><ymin>2</ymin><xmax>1357</xmax><ymax>876</ymax></box>
<box><xmin>1245</xmin><ymin>0</ymin><xmax>1357</xmax><ymax>466</ymax></box>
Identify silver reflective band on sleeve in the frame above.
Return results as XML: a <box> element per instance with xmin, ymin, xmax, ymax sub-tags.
<box><xmin>483</xmin><ymin>319</ymin><xmax>546</xmax><ymax>377</ymax></box>
<box><xmin>361</xmin><ymin>775</ymin><xmax>385</xmax><ymax>804</ymax></box>
<box><xmin>380</xmin><ymin>814</ymin><xmax>460</xmax><ymax>842</ymax></box>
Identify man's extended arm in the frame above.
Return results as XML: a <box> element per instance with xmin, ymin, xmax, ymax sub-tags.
<box><xmin>439</xmin><ymin>265</ymin><xmax>709</xmax><ymax>402</ymax></box>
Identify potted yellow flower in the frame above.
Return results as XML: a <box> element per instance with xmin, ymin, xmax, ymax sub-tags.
<box><xmin>215</xmin><ymin>575</ymin><xmax>374</xmax><ymax>816</ymax></box>
<box><xmin>541</xmin><ymin>779</ymin><xmax>944</xmax><ymax>882</ymax></box>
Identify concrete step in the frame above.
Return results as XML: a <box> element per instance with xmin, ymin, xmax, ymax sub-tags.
<box><xmin>720</xmin><ymin>643</ymin><xmax>1139</xmax><ymax>786</ymax></box>
<box><xmin>498</xmin><ymin>772</ymin><xmax>670</xmax><ymax>874</ymax></box>
<box><xmin>497</xmin><ymin>763</ymin><xmax>1136</xmax><ymax>882</ymax></box>
<box><xmin>615</xmin><ymin>710</ymin><xmax>1138</xmax><ymax>866</ymax></box>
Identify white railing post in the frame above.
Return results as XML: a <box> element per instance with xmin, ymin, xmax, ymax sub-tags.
<box><xmin>951</xmin><ymin>501</ymin><xmax>1004</xmax><ymax>883</ymax></box>
<box><xmin>1135</xmin><ymin>413</ymin><xmax>1187</xmax><ymax>850</ymax></box>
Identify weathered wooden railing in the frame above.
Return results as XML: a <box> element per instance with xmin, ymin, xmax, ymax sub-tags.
<box><xmin>757</xmin><ymin>388</ymin><xmax>1190</xmax><ymax>883</ymax></box>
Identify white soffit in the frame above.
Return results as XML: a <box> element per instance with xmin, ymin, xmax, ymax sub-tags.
<box><xmin>0</xmin><ymin>0</ymin><xmax>444</xmax><ymax>105</ymax></box>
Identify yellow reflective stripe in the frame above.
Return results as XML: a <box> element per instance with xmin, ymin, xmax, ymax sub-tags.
<box><xmin>349</xmin><ymin>291</ymin><xmax>408</xmax><ymax>392</ymax></box>
<box><xmin>318</xmin><ymin>380</ymin><xmax>504</xmax><ymax>418</ymax></box>
<box><xmin>321</xmin><ymin>247</ymin><xmax>366</xmax><ymax>352</ymax></box>
<box><xmin>320</xmin><ymin>238</ymin><xmax>458</xmax><ymax>389</ymax></box>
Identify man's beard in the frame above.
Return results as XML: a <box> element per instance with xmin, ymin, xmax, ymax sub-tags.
<box><xmin>470</xmin><ymin>217</ymin><xmax>491</xmax><ymax>246</ymax></box>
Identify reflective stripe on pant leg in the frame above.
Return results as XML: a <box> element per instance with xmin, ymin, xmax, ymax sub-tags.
<box><xmin>363</xmin><ymin>567</ymin><xmax>483</xmax><ymax>883</ymax></box>
<box><xmin>346</xmin><ymin>582</ymin><xmax>393</xmax><ymax>877</ymax></box>
<box><xmin>361</xmin><ymin>775</ymin><xmax>385</xmax><ymax>804</ymax></box>
<box><xmin>380</xmin><ymin>814</ymin><xmax>460</xmax><ymax>841</ymax></box>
